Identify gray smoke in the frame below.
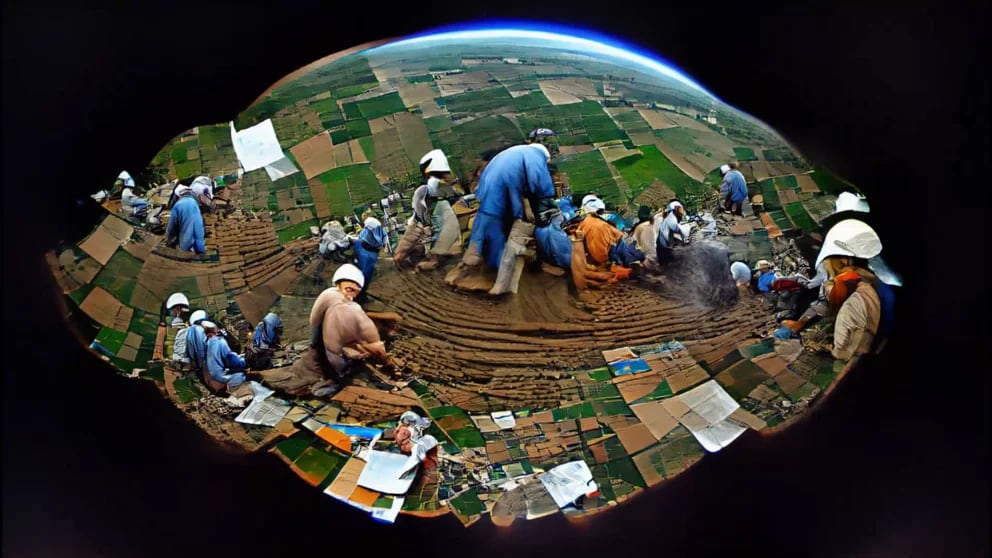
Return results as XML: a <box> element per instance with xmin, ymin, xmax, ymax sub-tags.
<box><xmin>662</xmin><ymin>239</ymin><xmax>740</xmax><ymax>308</ymax></box>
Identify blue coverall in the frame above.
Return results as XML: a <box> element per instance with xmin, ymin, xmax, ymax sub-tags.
<box><xmin>470</xmin><ymin>145</ymin><xmax>557</xmax><ymax>268</ymax></box>
<box><xmin>185</xmin><ymin>324</ymin><xmax>208</xmax><ymax>375</ymax></box>
<box><xmin>354</xmin><ymin>221</ymin><xmax>388</xmax><ymax>294</ymax></box>
<box><xmin>166</xmin><ymin>195</ymin><xmax>206</xmax><ymax>253</ymax></box>
<box><xmin>205</xmin><ymin>335</ymin><xmax>246</xmax><ymax>389</ymax></box>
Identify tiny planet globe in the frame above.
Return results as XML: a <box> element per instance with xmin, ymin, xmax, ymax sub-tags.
<box><xmin>48</xmin><ymin>25</ymin><xmax>900</xmax><ymax>527</ymax></box>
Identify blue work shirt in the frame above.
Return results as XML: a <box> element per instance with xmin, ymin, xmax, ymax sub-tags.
<box><xmin>358</xmin><ymin>219</ymin><xmax>387</xmax><ymax>249</ymax></box>
<box><xmin>657</xmin><ymin>212</ymin><xmax>683</xmax><ymax>249</ymax></box>
<box><xmin>721</xmin><ymin>170</ymin><xmax>748</xmax><ymax>203</ymax></box>
<box><xmin>166</xmin><ymin>195</ymin><xmax>206</xmax><ymax>253</ymax></box>
<box><xmin>206</xmin><ymin>335</ymin><xmax>247</xmax><ymax>387</ymax></box>
<box><xmin>252</xmin><ymin>318</ymin><xmax>280</xmax><ymax>350</ymax></box>
<box><xmin>757</xmin><ymin>270</ymin><xmax>777</xmax><ymax>292</ymax></box>
<box><xmin>475</xmin><ymin>144</ymin><xmax>556</xmax><ymax>220</ymax></box>
<box><xmin>185</xmin><ymin>324</ymin><xmax>208</xmax><ymax>371</ymax></box>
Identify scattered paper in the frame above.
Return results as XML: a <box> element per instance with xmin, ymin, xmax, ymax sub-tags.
<box><xmin>676</xmin><ymin>380</ymin><xmax>746</xmax><ymax>452</ymax></box>
<box><xmin>235</xmin><ymin>395</ymin><xmax>291</xmax><ymax>426</ymax></box>
<box><xmin>370</xmin><ymin>496</ymin><xmax>405</xmax><ymax>524</ymax></box>
<box><xmin>264</xmin><ymin>155</ymin><xmax>300</xmax><ymax>181</ymax></box>
<box><xmin>230</xmin><ymin>120</ymin><xmax>285</xmax><ymax>172</ymax></box>
<box><xmin>538</xmin><ymin>460</ymin><xmax>598</xmax><ymax>508</ymax></box>
<box><xmin>356</xmin><ymin>450</ymin><xmax>417</xmax><ymax>495</ymax></box>
<box><xmin>491</xmin><ymin>411</ymin><xmax>516</xmax><ymax>430</ymax></box>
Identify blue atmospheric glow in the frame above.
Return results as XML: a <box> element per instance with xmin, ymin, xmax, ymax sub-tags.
<box><xmin>364</xmin><ymin>21</ymin><xmax>715</xmax><ymax>98</ymax></box>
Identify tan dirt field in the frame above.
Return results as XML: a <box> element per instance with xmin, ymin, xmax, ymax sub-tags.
<box><xmin>637</xmin><ymin>109</ymin><xmax>678</xmax><ymax>130</ymax></box>
<box><xmin>289</xmin><ymin>132</ymin><xmax>337</xmax><ymax>179</ymax></box>
<box><xmin>537</xmin><ymin>81</ymin><xmax>583</xmax><ymax>105</ymax></box>
<box><xmin>397</xmin><ymin>82</ymin><xmax>437</xmax><ymax>108</ymax></box>
<box><xmin>651</xmin><ymin>139</ymin><xmax>706</xmax><ymax>182</ymax></box>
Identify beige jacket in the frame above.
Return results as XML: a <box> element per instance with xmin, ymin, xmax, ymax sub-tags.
<box><xmin>832</xmin><ymin>281</ymin><xmax>882</xmax><ymax>361</ymax></box>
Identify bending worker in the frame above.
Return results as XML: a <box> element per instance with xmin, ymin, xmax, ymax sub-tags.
<box><xmin>309</xmin><ymin>264</ymin><xmax>394</xmax><ymax>383</ymax></box>
<box><xmin>393</xmin><ymin>149</ymin><xmax>453</xmax><ymax>270</ymax></box>
<box><xmin>245</xmin><ymin>312</ymin><xmax>282</xmax><ymax>370</ymax></box>
<box><xmin>576</xmin><ymin>196</ymin><xmax>643</xmax><ymax>268</ymax></box>
<box><xmin>203</xmin><ymin>320</ymin><xmax>249</xmax><ymax>394</ymax></box>
<box><xmin>447</xmin><ymin>142</ymin><xmax>557</xmax><ymax>292</ymax></box>
<box><xmin>719</xmin><ymin>162</ymin><xmax>748</xmax><ymax>216</ymax></box>
<box><xmin>353</xmin><ymin>212</ymin><xmax>388</xmax><ymax>304</ymax></box>
<box><xmin>165</xmin><ymin>184</ymin><xmax>206</xmax><ymax>254</ymax></box>
<box><xmin>185</xmin><ymin>309</ymin><xmax>210</xmax><ymax>380</ymax></box>
<box><xmin>656</xmin><ymin>201</ymin><xmax>689</xmax><ymax>265</ymax></box>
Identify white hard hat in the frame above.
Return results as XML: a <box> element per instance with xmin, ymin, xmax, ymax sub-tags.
<box><xmin>581</xmin><ymin>194</ymin><xmax>600</xmax><ymax>208</ymax></box>
<box><xmin>719</xmin><ymin>164</ymin><xmax>731</xmax><ymax>175</ymax></box>
<box><xmin>835</xmin><ymin>191</ymin><xmax>870</xmax><ymax>213</ymax></box>
<box><xmin>419</xmin><ymin>149</ymin><xmax>451</xmax><ymax>174</ymax></box>
<box><xmin>166</xmin><ymin>292</ymin><xmax>189</xmax><ymax>310</ymax></box>
<box><xmin>190</xmin><ymin>310</ymin><xmax>208</xmax><ymax>324</ymax></box>
<box><xmin>527</xmin><ymin>143</ymin><xmax>551</xmax><ymax>161</ymax></box>
<box><xmin>399</xmin><ymin>411</ymin><xmax>421</xmax><ymax>425</ymax></box>
<box><xmin>364</xmin><ymin>216</ymin><xmax>382</xmax><ymax>229</ymax></box>
<box><xmin>815</xmin><ymin>219</ymin><xmax>883</xmax><ymax>267</ymax></box>
<box><xmin>756</xmin><ymin>259</ymin><xmax>772</xmax><ymax>268</ymax></box>
<box><xmin>667</xmin><ymin>200</ymin><xmax>684</xmax><ymax>212</ymax></box>
<box><xmin>583</xmin><ymin>198</ymin><xmax>606</xmax><ymax>213</ymax></box>
<box><xmin>200</xmin><ymin>320</ymin><xmax>217</xmax><ymax>331</ymax></box>
<box><xmin>332</xmin><ymin>263</ymin><xmax>365</xmax><ymax>288</ymax></box>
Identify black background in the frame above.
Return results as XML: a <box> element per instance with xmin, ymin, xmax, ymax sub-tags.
<box><xmin>3</xmin><ymin>1</ymin><xmax>988</xmax><ymax>557</ymax></box>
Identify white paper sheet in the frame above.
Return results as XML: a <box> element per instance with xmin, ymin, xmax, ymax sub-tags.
<box><xmin>538</xmin><ymin>460</ymin><xmax>598</xmax><ymax>508</ymax></box>
<box><xmin>230</xmin><ymin>120</ymin><xmax>285</xmax><ymax>172</ymax></box>
<box><xmin>235</xmin><ymin>396</ymin><xmax>291</xmax><ymax>426</ymax></box>
<box><xmin>682</xmin><ymin>416</ymin><xmax>747</xmax><ymax>452</ymax></box>
<box><xmin>370</xmin><ymin>496</ymin><xmax>405</xmax><ymax>523</ymax></box>
<box><xmin>491</xmin><ymin>411</ymin><xmax>516</xmax><ymax>430</ymax></box>
<box><xmin>356</xmin><ymin>450</ymin><xmax>417</xmax><ymax>495</ymax></box>
<box><xmin>264</xmin><ymin>155</ymin><xmax>300</xmax><ymax>181</ymax></box>
<box><xmin>678</xmin><ymin>380</ymin><xmax>739</xmax><ymax>424</ymax></box>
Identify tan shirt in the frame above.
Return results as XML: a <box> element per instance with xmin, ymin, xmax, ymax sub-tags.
<box><xmin>631</xmin><ymin>221</ymin><xmax>657</xmax><ymax>264</ymax></box>
<box><xmin>832</xmin><ymin>281</ymin><xmax>882</xmax><ymax>361</ymax></box>
<box><xmin>310</xmin><ymin>287</ymin><xmax>384</xmax><ymax>359</ymax></box>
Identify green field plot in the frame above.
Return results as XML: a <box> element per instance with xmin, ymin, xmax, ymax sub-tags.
<box><xmin>441</xmin><ymin>86</ymin><xmax>514</xmax><ymax>114</ymax></box>
<box><xmin>437</xmin><ymin>116</ymin><xmax>525</xmax><ymax>176</ymax></box>
<box><xmin>810</xmin><ymin>166</ymin><xmax>855</xmax><ymax>195</ymax></box>
<box><xmin>448</xmin><ymin>488</ymin><xmax>486</xmax><ymax>516</ymax></box>
<box><xmin>172</xmin><ymin>376</ymin><xmax>202</xmax><ymax>404</ymax></box>
<box><xmin>783</xmin><ymin>202</ymin><xmax>817</xmax><ymax>231</ymax></box>
<box><xmin>581</xmin><ymin>382</ymin><xmax>622</xmax><ymax>401</ymax></box>
<box><xmin>512</xmin><ymin>90</ymin><xmax>552</xmax><ymax>112</ymax></box>
<box><xmin>91</xmin><ymin>249</ymin><xmax>144</xmax><ymax>305</ymax></box>
<box><xmin>312</xmin><ymin>164</ymin><xmax>382</xmax><ymax>213</ymax></box>
<box><xmin>329</xmin><ymin>128</ymin><xmax>351</xmax><ymax>145</ymax></box>
<box><xmin>733</xmin><ymin>147</ymin><xmax>758</xmax><ymax>161</ymax></box>
<box><xmin>277</xmin><ymin>217</ymin><xmax>319</xmax><ymax>243</ymax></box>
<box><xmin>406</xmin><ymin>74</ymin><xmax>435</xmax><ymax>84</ymax></box>
<box><xmin>274</xmin><ymin>431</ymin><xmax>318</xmax><ymax>461</ymax></box>
<box><xmin>586</xmin><ymin>367</ymin><xmax>612</xmax><ymax>382</ymax></box>
<box><xmin>715</xmin><ymin>360</ymin><xmax>773</xmax><ymax>402</ymax></box>
<box><xmin>654</xmin><ymin>128</ymin><xmax>707</xmax><ymax>156</ymax></box>
<box><xmin>94</xmin><ymin>327</ymin><xmax>128</xmax><ymax>354</ymax></box>
<box><xmin>427</xmin><ymin>58</ymin><xmax>463</xmax><ymax>72</ymax></box>
<box><xmin>555</xmin><ymin>150</ymin><xmax>621</xmax><ymax>205</ymax></box>
<box><xmin>657</xmin><ymin>425</ymin><xmax>704</xmax><ymax>478</ymax></box>
<box><xmin>346</xmin><ymin>119</ymin><xmax>372</xmax><ymax>139</ymax></box>
<box><xmin>762</xmin><ymin>147</ymin><xmax>798</xmax><ymax>162</ymax></box>
<box><xmin>517</xmin><ymin>103</ymin><xmax>587</xmax><ymax>146</ymax></box>
<box><xmin>197</xmin><ymin>124</ymin><xmax>239</xmax><ymax>175</ymax></box>
<box><xmin>594</xmin><ymin>399</ymin><xmax>634</xmax><ymax>417</ymax></box>
<box><xmin>271</xmin><ymin>107</ymin><xmax>321</xmax><ymax>150</ymax></box>
<box><xmin>758</xmin><ymin>179</ymin><xmax>781</xmax><ymax>210</ymax></box>
<box><xmin>767</xmin><ymin>209</ymin><xmax>793</xmax><ymax>231</ymax></box>
<box><xmin>295</xmin><ymin>445</ymin><xmax>347</xmax><ymax>488</ymax></box>
<box><xmin>610</xmin><ymin>110</ymin><xmax>652</xmax><ymax>134</ymax></box>
<box><xmin>342</xmin><ymin>92</ymin><xmax>407</xmax><ymax>121</ymax></box>
<box><xmin>551</xmin><ymin>402</ymin><xmax>596</xmax><ymax>421</ymax></box>
<box><xmin>774</xmin><ymin>174</ymin><xmax>799</xmax><ymax>190</ymax></box>
<box><xmin>424</xmin><ymin>115</ymin><xmax>452</xmax><ymax>132</ymax></box>
<box><xmin>447</xmin><ymin>426</ymin><xmax>486</xmax><ymax>449</ymax></box>
<box><xmin>602</xmin><ymin>457</ymin><xmax>647</xmax><ymax>493</ymax></box>
<box><xmin>613</xmin><ymin>144</ymin><xmax>704</xmax><ymax>201</ymax></box>
<box><xmin>358</xmin><ymin>136</ymin><xmax>376</xmax><ymax>160</ymax></box>
<box><xmin>237</xmin><ymin>56</ymin><xmax>377</xmax><ymax>126</ymax></box>
<box><xmin>579</xmin><ymin>101</ymin><xmax>625</xmax><ymax>143</ymax></box>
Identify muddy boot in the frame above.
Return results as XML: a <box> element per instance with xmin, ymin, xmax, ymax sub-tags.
<box><xmin>415</xmin><ymin>256</ymin><xmax>439</xmax><ymax>272</ymax></box>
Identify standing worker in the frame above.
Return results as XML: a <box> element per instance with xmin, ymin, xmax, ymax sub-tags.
<box><xmin>393</xmin><ymin>149</ymin><xmax>453</xmax><ymax>270</ymax></box>
<box><xmin>165</xmin><ymin>185</ymin><xmax>206</xmax><ymax>254</ymax></box>
<box><xmin>353</xmin><ymin>213</ymin><xmax>388</xmax><ymax>304</ymax></box>
<box><xmin>719</xmin><ymin>162</ymin><xmax>748</xmax><ymax>216</ymax></box>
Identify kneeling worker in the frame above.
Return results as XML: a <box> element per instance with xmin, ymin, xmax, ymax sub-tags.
<box><xmin>203</xmin><ymin>321</ymin><xmax>249</xmax><ymax>394</ymax></box>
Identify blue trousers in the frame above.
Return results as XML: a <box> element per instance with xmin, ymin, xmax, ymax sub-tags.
<box><xmin>535</xmin><ymin>222</ymin><xmax>572</xmax><ymax>268</ymax></box>
<box><xmin>469</xmin><ymin>211</ymin><xmax>512</xmax><ymax>269</ymax></box>
<box><xmin>354</xmin><ymin>242</ymin><xmax>379</xmax><ymax>294</ymax></box>
<box><xmin>608</xmin><ymin>241</ymin><xmax>645</xmax><ymax>267</ymax></box>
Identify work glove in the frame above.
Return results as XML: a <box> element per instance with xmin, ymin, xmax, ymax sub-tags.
<box><xmin>774</xmin><ymin>326</ymin><xmax>794</xmax><ymax>340</ymax></box>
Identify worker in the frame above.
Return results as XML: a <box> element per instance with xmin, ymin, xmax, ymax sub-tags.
<box><xmin>309</xmin><ymin>264</ymin><xmax>394</xmax><ymax>385</ymax></box>
<box><xmin>165</xmin><ymin>185</ymin><xmax>206</xmax><ymax>254</ymax></box>
<box><xmin>393</xmin><ymin>149</ymin><xmax>453</xmax><ymax>270</ymax></box>
<box><xmin>631</xmin><ymin>206</ymin><xmax>660</xmax><ymax>272</ymax></box>
<box><xmin>456</xmin><ymin>142</ymin><xmax>557</xmax><ymax>271</ymax></box>
<box><xmin>395</xmin><ymin>410</ymin><xmax>439</xmax><ymax>477</ymax></box>
<box><xmin>826</xmin><ymin>268</ymin><xmax>882</xmax><ymax>361</ymax></box>
<box><xmin>719</xmin><ymin>162</ymin><xmax>748</xmax><ymax>216</ymax></box>
<box><xmin>656</xmin><ymin>201</ymin><xmax>689</xmax><ymax>265</ymax></box>
<box><xmin>245</xmin><ymin>312</ymin><xmax>282</xmax><ymax>370</ymax></box>
<box><xmin>576</xmin><ymin>197</ymin><xmax>643</xmax><ymax>267</ymax></box>
<box><xmin>730</xmin><ymin>261</ymin><xmax>752</xmax><ymax>287</ymax></box>
<box><xmin>119</xmin><ymin>173</ymin><xmax>150</xmax><ymax>219</ymax></box>
<box><xmin>189</xmin><ymin>175</ymin><xmax>217</xmax><ymax>213</ymax></box>
<box><xmin>353</xmin><ymin>213</ymin><xmax>388</xmax><ymax>304</ymax></box>
<box><xmin>534</xmin><ymin>199</ymin><xmax>572</xmax><ymax>274</ymax></box>
<box><xmin>185</xmin><ymin>309</ymin><xmax>209</xmax><ymax>380</ymax></box>
<box><xmin>164</xmin><ymin>292</ymin><xmax>190</xmax><ymax>328</ymax></box>
<box><xmin>527</xmin><ymin>127</ymin><xmax>560</xmax><ymax>157</ymax></box>
<box><xmin>754</xmin><ymin>259</ymin><xmax>780</xmax><ymax>297</ymax></box>
<box><xmin>203</xmin><ymin>320</ymin><xmax>248</xmax><ymax>393</ymax></box>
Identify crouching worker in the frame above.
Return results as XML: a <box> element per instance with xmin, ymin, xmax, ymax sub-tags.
<box><xmin>396</xmin><ymin>411</ymin><xmax>439</xmax><ymax>477</ymax></box>
<box><xmin>245</xmin><ymin>312</ymin><xmax>282</xmax><ymax>371</ymax></box>
<box><xmin>826</xmin><ymin>270</ymin><xmax>882</xmax><ymax>361</ymax></box>
<box><xmin>203</xmin><ymin>321</ymin><xmax>250</xmax><ymax>396</ymax></box>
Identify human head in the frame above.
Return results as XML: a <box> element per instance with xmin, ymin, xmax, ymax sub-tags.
<box><xmin>166</xmin><ymin>292</ymin><xmax>189</xmax><ymax>317</ymax></box>
<box><xmin>815</xmin><ymin>219</ymin><xmax>882</xmax><ymax>268</ymax></box>
<box><xmin>637</xmin><ymin>205</ymin><xmax>652</xmax><ymax>223</ymax></box>
<box><xmin>419</xmin><ymin>149</ymin><xmax>451</xmax><ymax>178</ymax></box>
<box><xmin>263</xmin><ymin>312</ymin><xmax>282</xmax><ymax>330</ymax></box>
<box><xmin>332</xmin><ymin>263</ymin><xmax>365</xmax><ymax>299</ymax></box>
<box><xmin>756</xmin><ymin>259</ymin><xmax>772</xmax><ymax>271</ymax></box>
<box><xmin>527</xmin><ymin>128</ymin><xmax>559</xmax><ymax>157</ymax></box>
<box><xmin>201</xmin><ymin>320</ymin><xmax>217</xmax><ymax>336</ymax></box>
<box><xmin>190</xmin><ymin>309</ymin><xmax>208</xmax><ymax>325</ymax></box>
<box><xmin>583</xmin><ymin>197</ymin><xmax>606</xmax><ymax>215</ymax></box>
<box><xmin>835</xmin><ymin>191</ymin><xmax>870</xmax><ymax>213</ymax></box>
<box><xmin>728</xmin><ymin>161</ymin><xmax>738</xmax><ymax>170</ymax></box>
<box><xmin>719</xmin><ymin>164</ymin><xmax>731</xmax><ymax>176</ymax></box>
<box><xmin>667</xmin><ymin>200</ymin><xmax>685</xmax><ymax>218</ymax></box>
